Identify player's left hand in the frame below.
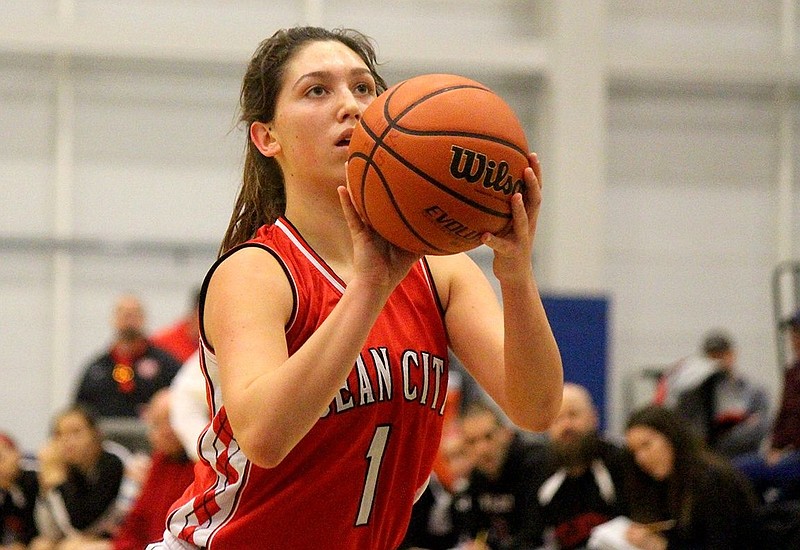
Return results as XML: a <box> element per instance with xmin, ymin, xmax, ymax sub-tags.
<box><xmin>481</xmin><ymin>152</ymin><xmax>541</xmax><ymax>282</ymax></box>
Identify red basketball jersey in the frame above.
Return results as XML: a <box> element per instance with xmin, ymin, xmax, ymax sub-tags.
<box><xmin>164</xmin><ymin>218</ymin><xmax>449</xmax><ymax>549</ymax></box>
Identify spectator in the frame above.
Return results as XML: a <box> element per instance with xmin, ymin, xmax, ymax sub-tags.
<box><xmin>676</xmin><ymin>330</ymin><xmax>770</xmax><ymax>459</ymax></box>
<box><xmin>110</xmin><ymin>389</ymin><xmax>195</xmax><ymax>550</ymax></box>
<box><xmin>0</xmin><ymin>432</ymin><xmax>38</xmax><ymax>548</ymax></box>
<box><xmin>536</xmin><ymin>383</ymin><xmax>630</xmax><ymax>550</ymax></box>
<box><xmin>734</xmin><ymin>309</ymin><xmax>800</xmax><ymax>502</ymax></box>
<box><xmin>400</xmin><ymin>425</ymin><xmax>473</xmax><ymax>550</ymax></box>
<box><xmin>30</xmin><ymin>405</ymin><xmax>125</xmax><ymax>550</ymax></box>
<box><xmin>74</xmin><ymin>293</ymin><xmax>182</xmax><ymax>419</ymax></box>
<box><xmin>623</xmin><ymin>405</ymin><xmax>757</xmax><ymax>550</ymax></box>
<box><xmin>653</xmin><ymin>356</ymin><xmax>715</xmax><ymax>408</ymax></box>
<box><xmin>151</xmin><ymin>288</ymin><xmax>201</xmax><ymax>364</ymax></box>
<box><xmin>451</xmin><ymin>401</ymin><xmax>547</xmax><ymax>549</ymax></box>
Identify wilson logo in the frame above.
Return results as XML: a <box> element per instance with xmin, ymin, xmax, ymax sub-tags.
<box><xmin>449</xmin><ymin>145</ymin><xmax>524</xmax><ymax>196</ymax></box>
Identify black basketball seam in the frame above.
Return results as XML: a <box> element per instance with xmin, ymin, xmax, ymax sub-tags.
<box><xmin>358</xmin><ymin>114</ymin><xmax>511</xmax><ymax>219</ymax></box>
<box><xmin>391</xmin><ymin>128</ymin><xmax>528</xmax><ymax>157</ymax></box>
<box><xmin>388</xmin><ymin>82</ymin><xmax>488</xmax><ymax>121</ymax></box>
<box><xmin>385</xmin><ymin>81</ymin><xmax>528</xmax><ymax>156</ymax></box>
<box><xmin>348</xmin><ymin>150</ymin><xmax>450</xmax><ymax>255</ymax></box>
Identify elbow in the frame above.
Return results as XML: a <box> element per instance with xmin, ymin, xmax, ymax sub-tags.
<box><xmin>522</xmin><ymin>413</ymin><xmax>557</xmax><ymax>433</ymax></box>
<box><xmin>234</xmin><ymin>426</ymin><xmax>296</xmax><ymax>469</ymax></box>
<box><xmin>238</xmin><ymin>436</ymin><xmax>292</xmax><ymax>470</ymax></box>
<box><xmin>507</xmin><ymin>393</ymin><xmax>562</xmax><ymax>433</ymax></box>
<box><xmin>510</xmin><ymin>414</ymin><xmax>553</xmax><ymax>434</ymax></box>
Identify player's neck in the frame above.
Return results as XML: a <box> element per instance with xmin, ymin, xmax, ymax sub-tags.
<box><xmin>284</xmin><ymin>195</ymin><xmax>354</xmax><ymax>270</ymax></box>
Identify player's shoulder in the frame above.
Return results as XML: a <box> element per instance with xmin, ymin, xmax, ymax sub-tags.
<box><xmin>204</xmin><ymin>244</ymin><xmax>295</xmax><ymax>330</ymax></box>
<box><xmin>211</xmin><ymin>244</ymin><xmax>288</xmax><ymax>287</ymax></box>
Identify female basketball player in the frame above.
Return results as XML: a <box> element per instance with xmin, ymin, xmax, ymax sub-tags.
<box><xmin>149</xmin><ymin>26</ymin><xmax>562</xmax><ymax>549</ymax></box>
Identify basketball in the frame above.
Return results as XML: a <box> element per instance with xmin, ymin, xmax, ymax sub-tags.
<box><xmin>347</xmin><ymin>73</ymin><xmax>529</xmax><ymax>255</ymax></box>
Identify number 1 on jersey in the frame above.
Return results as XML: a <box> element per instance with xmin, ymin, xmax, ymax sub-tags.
<box><xmin>356</xmin><ymin>425</ymin><xmax>391</xmax><ymax>526</ymax></box>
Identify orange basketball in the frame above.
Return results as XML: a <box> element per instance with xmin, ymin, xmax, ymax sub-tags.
<box><xmin>347</xmin><ymin>73</ymin><xmax>529</xmax><ymax>255</ymax></box>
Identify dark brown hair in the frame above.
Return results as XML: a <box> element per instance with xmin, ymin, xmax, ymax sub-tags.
<box><xmin>219</xmin><ymin>27</ymin><xmax>388</xmax><ymax>256</ymax></box>
<box><xmin>52</xmin><ymin>403</ymin><xmax>101</xmax><ymax>435</ymax></box>
<box><xmin>624</xmin><ymin>405</ymin><xmax>756</xmax><ymax>530</ymax></box>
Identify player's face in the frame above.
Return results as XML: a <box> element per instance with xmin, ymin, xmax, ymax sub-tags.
<box><xmin>625</xmin><ymin>425</ymin><xmax>675</xmax><ymax>481</ymax></box>
<box><xmin>268</xmin><ymin>40</ymin><xmax>377</xmax><ymax>186</ymax></box>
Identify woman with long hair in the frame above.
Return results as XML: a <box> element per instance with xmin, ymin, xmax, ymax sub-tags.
<box><xmin>149</xmin><ymin>26</ymin><xmax>562</xmax><ymax>549</ymax></box>
<box><xmin>30</xmin><ymin>405</ymin><xmax>125</xmax><ymax>550</ymax></box>
<box><xmin>623</xmin><ymin>405</ymin><xmax>757</xmax><ymax>550</ymax></box>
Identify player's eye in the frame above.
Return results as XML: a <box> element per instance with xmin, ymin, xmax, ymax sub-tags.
<box><xmin>306</xmin><ymin>85</ymin><xmax>326</xmax><ymax>97</ymax></box>
<box><xmin>354</xmin><ymin>82</ymin><xmax>375</xmax><ymax>96</ymax></box>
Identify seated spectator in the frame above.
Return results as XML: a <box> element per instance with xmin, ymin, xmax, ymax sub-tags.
<box><xmin>151</xmin><ymin>288</ymin><xmax>201</xmax><ymax>364</ymax></box>
<box><xmin>653</xmin><ymin>356</ymin><xmax>715</xmax><ymax>408</ymax></box>
<box><xmin>536</xmin><ymin>383</ymin><xmax>630</xmax><ymax>550</ymax></box>
<box><xmin>451</xmin><ymin>400</ymin><xmax>548</xmax><ymax>549</ymax></box>
<box><xmin>623</xmin><ymin>405</ymin><xmax>757</xmax><ymax>550</ymax></box>
<box><xmin>30</xmin><ymin>405</ymin><xmax>125</xmax><ymax>550</ymax></box>
<box><xmin>400</xmin><ymin>425</ymin><xmax>473</xmax><ymax>550</ymax></box>
<box><xmin>110</xmin><ymin>389</ymin><xmax>195</xmax><ymax>550</ymax></box>
<box><xmin>734</xmin><ymin>310</ymin><xmax>800</xmax><ymax>503</ymax></box>
<box><xmin>74</xmin><ymin>293</ymin><xmax>182</xmax><ymax>420</ymax></box>
<box><xmin>676</xmin><ymin>330</ymin><xmax>770</xmax><ymax>459</ymax></box>
<box><xmin>0</xmin><ymin>432</ymin><xmax>39</xmax><ymax>548</ymax></box>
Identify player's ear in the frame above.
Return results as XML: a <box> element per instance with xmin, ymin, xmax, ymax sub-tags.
<box><xmin>250</xmin><ymin>121</ymin><xmax>281</xmax><ymax>157</ymax></box>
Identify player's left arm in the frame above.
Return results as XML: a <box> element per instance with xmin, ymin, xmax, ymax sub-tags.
<box><xmin>427</xmin><ymin>153</ymin><xmax>562</xmax><ymax>430</ymax></box>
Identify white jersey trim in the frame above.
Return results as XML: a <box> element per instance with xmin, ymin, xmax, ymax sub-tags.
<box><xmin>275</xmin><ymin>219</ymin><xmax>346</xmax><ymax>294</ymax></box>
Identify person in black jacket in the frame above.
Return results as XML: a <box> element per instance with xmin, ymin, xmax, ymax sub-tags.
<box><xmin>30</xmin><ymin>405</ymin><xmax>125</xmax><ymax>550</ymax></box>
<box><xmin>535</xmin><ymin>383</ymin><xmax>631</xmax><ymax>549</ymax></box>
<box><xmin>676</xmin><ymin>330</ymin><xmax>770</xmax><ymax>460</ymax></box>
<box><xmin>623</xmin><ymin>405</ymin><xmax>758</xmax><ymax>550</ymax></box>
<box><xmin>74</xmin><ymin>294</ymin><xmax>181</xmax><ymax>419</ymax></box>
<box><xmin>451</xmin><ymin>400</ymin><xmax>548</xmax><ymax>549</ymax></box>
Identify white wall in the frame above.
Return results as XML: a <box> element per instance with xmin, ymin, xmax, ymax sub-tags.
<box><xmin>1</xmin><ymin>0</ymin><xmax>799</xmax><ymax>451</ymax></box>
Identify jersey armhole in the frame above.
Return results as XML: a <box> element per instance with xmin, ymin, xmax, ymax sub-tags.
<box><xmin>420</xmin><ymin>257</ymin><xmax>447</xmax><ymax>323</ymax></box>
<box><xmin>198</xmin><ymin>243</ymin><xmax>298</xmax><ymax>355</ymax></box>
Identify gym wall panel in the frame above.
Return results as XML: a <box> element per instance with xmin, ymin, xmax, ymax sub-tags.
<box><xmin>607</xmin><ymin>0</ymin><xmax>781</xmax><ymax>55</ymax></box>
<box><xmin>0</xmin><ymin>57</ymin><xmax>57</xmax><ymax>235</ymax></box>
<box><xmin>0</xmin><ymin>252</ymin><xmax>55</xmax><ymax>448</ymax></box>
<box><xmin>70</xmin><ymin>60</ymin><xmax>241</xmax><ymax>241</ymax></box>
<box><xmin>606</xmin><ymin>86</ymin><xmax>785</xmax><ymax>422</ymax></box>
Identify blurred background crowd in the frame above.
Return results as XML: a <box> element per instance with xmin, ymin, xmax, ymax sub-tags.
<box><xmin>3</xmin><ymin>294</ymin><xmax>800</xmax><ymax>549</ymax></box>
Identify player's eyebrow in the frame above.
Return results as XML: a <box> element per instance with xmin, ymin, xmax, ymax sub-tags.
<box><xmin>293</xmin><ymin>67</ymin><xmax>374</xmax><ymax>89</ymax></box>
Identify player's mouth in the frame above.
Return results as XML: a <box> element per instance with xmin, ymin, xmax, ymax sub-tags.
<box><xmin>336</xmin><ymin>129</ymin><xmax>353</xmax><ymax>147</ymax></box>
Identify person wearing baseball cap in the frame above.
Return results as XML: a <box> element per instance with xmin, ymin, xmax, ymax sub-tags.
<box><xmin>676</xmin><ymin>330</ymin><xmax>771</xmax><ymax>460</ymax></box>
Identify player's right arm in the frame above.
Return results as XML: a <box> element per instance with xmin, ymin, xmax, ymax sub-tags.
<box><xmin>205</xmin><ymin>190</ymin><xmax>419</xmax><ymax>468</ymax></box>
<box><xmin>205</xmin><ymin>247</ymin><xmax>375</xmax><ymax>467</ymax></box>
